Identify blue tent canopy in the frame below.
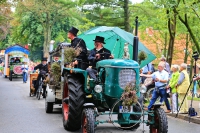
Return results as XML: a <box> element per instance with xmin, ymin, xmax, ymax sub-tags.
<box><xmin>5</xmin><ymin>45</ymin><xmax>30</xmax><ymax>55</ymax></box>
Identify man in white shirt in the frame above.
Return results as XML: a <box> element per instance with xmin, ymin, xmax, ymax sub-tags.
<box><xmin>21</xmin><ymin>62</ymin><xmax>28</xmax><ymax>83</ymax></box>
<box><xmin>140</xmin><ymin>62</ymin><xmax>171</xmax><ymax>112</ymax></box>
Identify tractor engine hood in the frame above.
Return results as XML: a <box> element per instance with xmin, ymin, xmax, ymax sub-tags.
<box><xmin>96</xmin><ymin>59</ymin><xmax>140</xmax><ymax>69</ymax></box>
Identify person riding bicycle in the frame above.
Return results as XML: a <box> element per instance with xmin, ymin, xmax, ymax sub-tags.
<box><xmin>33</xmin><ymin>57</ymin><xmax>49</xmax><ymax>98</ymax></box>
<box><xmin>86</xmin><ymin>36</ymin><xmax>113</xmax><ymax>80</ymax></box>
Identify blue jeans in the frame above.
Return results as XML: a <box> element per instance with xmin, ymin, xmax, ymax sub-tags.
<box><xmin>86</xmin><ymin>68</ymin><xmax>97</xmax><ymax>80</ymax></box>
<box><xmin>23</xmin><ymin>72</ymin><xmax>28</xmax><ymax>83</ymax></box>
<box><xmin>148</xmin><ymin>88</ymin><xmax>171</xmax><ymax>110</ymax></box>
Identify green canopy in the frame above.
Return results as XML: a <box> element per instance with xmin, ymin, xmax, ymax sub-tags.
<box><xmin>79</xmin><ymin>26</ymin><xmax>156</xmax><ymax>68</ymax></box>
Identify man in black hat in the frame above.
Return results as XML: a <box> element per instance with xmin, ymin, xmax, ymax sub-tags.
<box><xmin>68</xmin><ymin>26</ymin><xmax>88</xmax><ymax>70</ymax></box>
<box><xmin>33</xmin><ymin>57</ymin><xmax>49</xmax><ymax>97</ymax></box>
<box><xmin>86</xmin><ymin>36</ymin><xmax>113</xmax><ymax>80</ymax></box>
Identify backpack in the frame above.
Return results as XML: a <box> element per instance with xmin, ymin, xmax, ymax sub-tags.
<box><xmin>188</xmin><ymin>107</ymin><xmax>197</xmax><ymax>116</ymax></box>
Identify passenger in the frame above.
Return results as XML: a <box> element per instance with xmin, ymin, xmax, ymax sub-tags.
<box><xmin>53</xmin><ymin>56</ymin><xmax>61</xmax><ymax>64</ymax></box>
<box><xmin>33</xmin><ymin>57</ymin><xmax>49</xmax><ymax>98</ymax></box>
<box><xmin>14</xmin><ymin>57</ymin><xmax>21</xmax><ymax>63</ymax></box>
<box><xmin>141</xmin><ymin>62</ymin><xmax>154</xmax><ymax>83</ymax></box>
<box><xmin>86</xmin><ymin>36</ymin><xmax>113</xmax><ymax>80</ymax></box>
<box><xmin>67</xmin><ymin>26</ymin><xmax>88</xmax><ymax>70</ymax></box>
<box><xmin>140</xmin><ymin>62</ymin><xmax>171</xmax><ymax>112</ymax></box>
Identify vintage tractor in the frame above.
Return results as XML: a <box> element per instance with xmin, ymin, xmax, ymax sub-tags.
<box><xmin>61</xmin><ymin>57</ymin><xmax>168</xmax><ymax>133</ymax></box>
<box><xmin>48</xmin><ymin>18</ymin><xmax>168</xmax><ymax>132</ymax></box>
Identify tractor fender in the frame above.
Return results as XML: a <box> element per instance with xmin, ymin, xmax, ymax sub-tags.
<box><xmin>83</xmin><ymin>103</ymin><xmax>95</xmax><ymax>108</ymax></box>
<box><xmin>46</xmin><ymin>84</ymin><xmax>55</xmax><ymax>103</ymax></box>
<box><xmin>152</xmin><ymin>103</ymin><xmax>163</xmax><ymax>109</ymax></box>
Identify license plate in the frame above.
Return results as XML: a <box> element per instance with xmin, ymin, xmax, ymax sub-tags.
<box><xmin>119</xmin><ymin>106</ymin><xmax>133</xmax><ymax>113</ymax></box>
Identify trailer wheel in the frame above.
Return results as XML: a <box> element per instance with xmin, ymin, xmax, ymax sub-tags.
<box><xmin>82</xmin><ymin>108</ymin><xmax>95</xmax><ymax>133</ymax></box>
<box><xmin>119</xmin><ymin>103</ymin><xmax>141</xmax><ymax>130</ymax></box>
<box><xmin>62</xmin><ymin>74</ymin><xmax>85</xmax><ymax>131</ymax></box>
<box><xmin>45</xmin><ymin>98</ymin><xmax>53</xmax><ymax>113</ymax></box>
<box><xmin>9</xmin><ymin>70</ymin><xmax>12</xmax><ymax>81</ymax></box>
<box><xmin>149</xmin><ymin>108</ymin><xmax>168</xmax><ymax>133</ymax></box>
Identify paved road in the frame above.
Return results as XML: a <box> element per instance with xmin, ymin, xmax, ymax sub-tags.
<box><xmin>0</xmin><ymin>76</ymin><xmax>200</xmax><ymax>133</ymax></box>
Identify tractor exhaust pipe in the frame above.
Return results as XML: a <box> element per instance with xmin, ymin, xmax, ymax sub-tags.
<box><xmin>133</xmin><ymin>16</ymin><xmax>139</xmax><ymax>62</ymax></box>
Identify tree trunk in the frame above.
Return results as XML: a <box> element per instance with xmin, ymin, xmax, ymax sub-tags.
<box><xmin>179</xmin><ymin>16</ymin><xmax>200</xmax><ymax>54</ymax></box>
<box><xmin>167</xmin><ymin>9</ymin><xmax>176</xmax><ymax>67</ymax></box>
<box><xmin>43</xmin><ymin>12</ymin><xmax>52</xmax><ymax>58</ymax></box>
<box><xmin>184</xmin><ymin>34</ymin><xmax>189</xmax><ymax>63</ymax></box>
<box><xmin>164</xmin><ymin>32</ymin><xmax>168</xmax><ymax>57</ymax></box>
<box><xmin>124</xmin><ymin>0</ymin><xmax>130</xmax><ymax>32</ymax></box>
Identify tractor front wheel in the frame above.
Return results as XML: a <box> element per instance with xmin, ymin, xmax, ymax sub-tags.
<box><xmin>149</xmin><ymin>108</ymin><xmax>168</xmax><ymax>133</ymax></box>
<box><xmin>82</xmin><ymin>108</ymin><xmax>95</xmax><ymax>133</ymax></box>
<box><xmin>62</xmin><ymin>74</ymin><xmax>85</xmax><ymax>131</ymax></box>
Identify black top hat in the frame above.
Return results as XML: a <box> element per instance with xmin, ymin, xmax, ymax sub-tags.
<box><xmin>93</xmin><ymin>36</ymin><xmax>106</xmax><ymax>44</ymax></box>
<box><xmin>68</xmin><ymin>26</ymin><xmax>79</xmax><ymax>36</ymax></box>
<box><xmin>42</xmin><ymin>57</ymin><xmax>47</xmax><ymax>61</ymax></box>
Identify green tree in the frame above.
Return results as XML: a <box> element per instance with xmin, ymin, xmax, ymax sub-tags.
<box><xmin>15</xmin><ymin>0</ymin><xmax>76</xmax><ymax>57</ymax></box>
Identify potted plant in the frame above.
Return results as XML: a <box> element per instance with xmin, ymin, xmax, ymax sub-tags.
<box><xmin>138</xmin><ymin>51</ymin><xmax>147</xmax><ymax>64</ymax></box>
<box><xmin>121</xmin><ymin>82</ymin><xmax>138</xmax><ymax>112</ymax></box>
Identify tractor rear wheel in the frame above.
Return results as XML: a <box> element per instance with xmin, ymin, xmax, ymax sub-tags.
<box><xmin>149</xmin><ymin>108</ymin><xmax>168</xmax><ymax>133</ymax></box>
<box><xmin>82</xmin><ymin>108</ymin><xmax>95</xmax><ymax>133</ymax></box>
<box><xmin>119</xmin><ymin>103</ymin><xmax>141</xmax><ymax>130</ymax></box>
<box><xmin>62</xmin><ymin>74</ymin><xmax>85</xmax><ymax>131</ymax></box>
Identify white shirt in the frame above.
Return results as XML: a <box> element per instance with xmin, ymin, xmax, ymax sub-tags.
<box><xmin>21</xmin><ymin>64</ymin><xmax>28</xmax><ymax>73</ymax></box>
<box><xmin>151</xmin><ymin>70</ymin><xmax>169</xmax><ymax>87</ymax></box>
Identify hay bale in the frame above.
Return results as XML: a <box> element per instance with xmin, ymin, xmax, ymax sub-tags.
<box><xmin>51</xmin><ymin>62</ymin><xmax>61</xmax><ymax>84</ymax></box>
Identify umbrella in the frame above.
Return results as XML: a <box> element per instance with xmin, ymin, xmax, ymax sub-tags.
<box><xmin>78</xmin><ymin>26</ymin><xmax>156</xmax><ymax>68</ymax></box>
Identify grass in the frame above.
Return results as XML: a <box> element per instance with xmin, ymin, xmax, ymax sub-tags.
<box><xmin>187</xmin><ymin>96</ymin><xmax>200</xmax><ymax>101</ymax></box>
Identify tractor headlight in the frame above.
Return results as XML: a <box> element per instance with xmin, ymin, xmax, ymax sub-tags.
<box><xmin>140</xmin><ymin>84</ymin><xmax>147</xmax><ymax>94</ymax></box>
<box><xmin>94</xmin><ymin>85</ymin><xmax>102</xmax><ymax>93</ymax></box>
<box><xmin>119</xmin><ymin>69</ymin><xmax>136</xmax><ymax>89</ymax></box>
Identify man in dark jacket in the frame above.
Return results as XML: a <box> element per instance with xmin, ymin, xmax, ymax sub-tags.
<box><xmin>34</xmin><ymin>57</ymin><xmax>49</xmax><ymax>97</ymax></box>
<box><xmin>67</xmin><ymin>26</ymin><xmax>88</xmax><ymax>70</ymax></box>
<box><xmin>86</xmin><ymin>36</ymin><xmax>113</xmax><ymax>80</ymax></box>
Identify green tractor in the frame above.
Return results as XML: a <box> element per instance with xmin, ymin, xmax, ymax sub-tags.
<box><xmin>62</xmin><ymin>58</ymin><xmax>168</xmax><ymax>133</ymax></box>
<box><xmin>62</xmin><ymin>26</ymin><xmax>168</xmax><ymax>133</ymax></box>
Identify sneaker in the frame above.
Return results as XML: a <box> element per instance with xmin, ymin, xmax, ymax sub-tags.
<box><xmin>165</xmin><ymin>110</ymin><xmax>171</xmax><ymax>113</ymax></box>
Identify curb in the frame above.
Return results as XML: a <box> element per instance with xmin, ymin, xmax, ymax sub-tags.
<box><xmin>167</xmin><ymin>113</ymin><xmax>200</xmax><ymax>124</ymax></box>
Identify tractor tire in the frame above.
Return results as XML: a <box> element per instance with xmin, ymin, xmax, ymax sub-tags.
<box><xmin>81</xmin><ymin>108</ymin><xmax>95</xmax><ymax>133</ymax></box>
<box><xmin>149</xmin><ymin>108</ymin><xmax>168</xmax><ymax>133</ymax></box>
<box><xmin>63</xmin><ymin>75</ymin><xmax>85</xmax><ymax>131</ymax></box>
<box><xmin>119</xmin><ymin>103</ymin><xmax>141</xmax><ymax>130</ymax></box>
<box><xmin>45</xmin><ymin>98</ymin><xmax>53</xmax><ymax>113</ymax></box>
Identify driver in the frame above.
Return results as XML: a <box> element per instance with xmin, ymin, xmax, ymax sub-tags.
<box><xmin>33</xmin><ymin>57</ymin><xmax>49</xmax><ymax>98</ymax></box>
<box><xmin>86</xmin><ymin>36</ymin><xmax>113</xmax><ymax>80</ymax></box>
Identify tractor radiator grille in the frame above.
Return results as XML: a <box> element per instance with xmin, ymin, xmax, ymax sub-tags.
<box><xmin>119</xmin><ymin>69</ymin><xmax>136</xmax><ymax>89</ymax></box>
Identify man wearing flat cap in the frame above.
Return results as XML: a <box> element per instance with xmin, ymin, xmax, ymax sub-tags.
<box><xmin>86</xmin><ymin>36</ymin><xmax>113</xmax><ymax>80</ymax></box>
<box><xmin>33</xmin><ymin>57</ymin><xmax>49</xmax><ymax>97</ymax></box>
<box><xmin>68</xmin><ymin>26</ymin><xmax>88</xmax><ymax>70</ymax></box>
